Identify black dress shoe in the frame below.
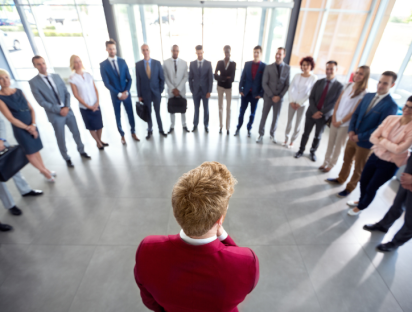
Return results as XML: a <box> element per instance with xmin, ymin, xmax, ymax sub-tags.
<box><xmin>80</xmin><ymin>153</ymin><xmax>91</xmax><ymax>159</ymax></box>
<box><xmin>219</xmin><ymin>128</ymin><xmax>222</xmax><ymax>134</ymax></box>
<box><xmin>146</xmin><ymin>131</ymin><xmax>152</xmax><ymax>140</ymax></box>
<box><xmin>309</xmin><ymin>153</ymin><xmax>317</xmax><ymax>162</ymax></box>
<box><xmin>247</xmin><ymin>130</ymin><xmax>251</xmax><ymax>137</ymax></box>
<box><xmin>205</xmin><ymin>127</ymin><xmax>209</xmax><ymax>133</ymax></box>
<box><xmin>0</xmin><ymin>223</ymin><xmax>13</xmax><ymax>232</ymax></box>
<box><xmin>192</xmin><ymin>126</ymin><xmax>197</xmax><ymax>132</ymax></box>
<box><xmin>183</xmin><ymin>126</ymin><xmax>190</xmax><ymax>133</ymax></box>
<box><xmin>160</xmin><ymin>131</ymin><xmax>168</xmax><ymax>137</ymax></box>
<box><xmin>377</xmin><ymin>242</ymin><xmax>399</xmax><ymax>252</ymax></box>
<box><xmin>168</xmin><ymin>128</ymin><xmax>174</xmax><ymax>134</ymax></box>
<box><xmin>101</xmin><ymin>142</ymin><xmax>109</xmax><ymax>146</ymax></box>
<box><xmin>363</xmin><ymin>224</ymin><xmax>388</xmax><ymax>233</ymax></box>
<box><xmin>227</xmin><ymin>130</ymin><xmax>229</xmax><ymax>135</ymax></box>
<box><xmin>22</xmin><ymin>190</ymin><xmax>43</xmax><ymax>197</ymax></box>
<box><xmin>295</xmin><ymin>151</ymin><xmax>303</xmax><ymax>158</ymax></box>
<box><xmin>9</xmin><ymin>206</ymin><xmax>22</xmax><ymax>216</ymax></box>
<box><xmin>66</xmin><ymin>160</ymin><xmax>75</xmax><ymax>168</ymax></box>
<box><xmin>234</xmin><ymin>130</ymin><xmax>239</xmax><ymax>136</ymax></box>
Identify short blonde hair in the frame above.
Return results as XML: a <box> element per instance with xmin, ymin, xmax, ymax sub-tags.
<box><xmin>172</xmin><ymin>162</ymin><xmax>237</xmax><ymax>237</ymax></box>
<box><xmin>0</xmin><ymin>69</ymin><xmax>10</xmax><ymax>77</ymax></box>
<box><xmin>69</xmin><ymin>55</ymin><xmax>84</xmax><ymax>71</ymax></box>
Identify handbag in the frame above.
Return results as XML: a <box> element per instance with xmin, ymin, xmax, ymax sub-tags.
<box><xmin>168</xmin><ymin>96</ymin><xmax>187</xmax><ymax>114</ymax></box>
<box><xmin>136</xmin><ymin>101</ymin><xmax>149</xmax><ymax>122</ymax></box>
<box><xmin>0</xmin><ymin>145</ymin><xmax>29</xmax><ymax>182</ymax></box>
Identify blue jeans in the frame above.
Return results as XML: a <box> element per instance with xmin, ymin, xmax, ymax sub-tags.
<box><xmin>110</xmin><ymin>93</ymin><xmax>135</xmax><ymax>137</ymax></box>
<box><xmin>237</xmin><ymin>93</ymin><xmax>259</xmax><ymax>131</ymax></box>
<box><xmin>145</xmin><ymin>95</ymin><xmax>163</xmax><ymax>132</ymax></box>
<box><xmin>193</xmin><ymin>93</ymin><xmax>209</xmax><ymax>127</ymax></box>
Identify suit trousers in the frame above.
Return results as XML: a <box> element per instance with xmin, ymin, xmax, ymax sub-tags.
<box><xmin>337</xmin><ymin>139</ymin><xmax>372</xmax><ymax>192</ymax></box>
<box><xmin>377</xmin><ymin>184</ymin><xmax>412</xmax><ymax>245</ymax></box>
<box><xmin>193</xmin><ymin>93</ymin><xmax>209</xmax><ymax>127</ymax></box>
<box><xmin>322</xmin><ymin>125</ymin><xmax>349</xmax><ymax>168</ymax></box>
<box><xmin>298</xmin><ymin>116</ymin><xmax>328</xmax><ymax>153</ymax></box>
<box><xmin>236</xmin><ymin>93</ymin><xmax>259</xmax><ymax>131</ymax></box>
<box><xmin>258</xmin><ymin>99</ymin><xmax>282</xmax><ymax>136</ymax></box>
<box><xmin>358</xmin><ymin>154</ymin><xmax>398</xmax><ymax>210</ymax></box>
<box><xmin>51</xmin><ymin>110</ymin><xmax>85</xmax><ymax>161</ymax></box>
<box><xmin>285</xmin><ymin>104</ymin><xmax>307</xmax><ymax>143</ymax></box>
<box><xmin>110</xmin><ymin>93</ymin><xmax>136</xmax><ymax>137</ymax></box>
<box><xmin>145</xmin><ymin>96</ymin><xmax>163</xmax><ymax>132</ymax></box>
<box><xmin>217</xmin><ymin>86</ymin><xmax>232</xmax><ymax>130</ymax></box>
<box><xmin>170</xmin><ymin>113</ymin><xmax>186</xmax><ymax>128</ymax></box>
<box><xmin>0</xmin><ymin>171</ymin><xmax>31</xmax><ymax>209</ymax></box>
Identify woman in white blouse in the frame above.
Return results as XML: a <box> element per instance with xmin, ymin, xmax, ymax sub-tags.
<box><xmin>283</xmin><ymin>56</ymin><xmax>317</xmax><ymax>148</ymax></box>
<box><xmin>69</xmin><ymin>55</ymin><xmax>107</xmax><ymax>150</ymax></box>
<box><xmin>319</xmin><ymin>65</ymin><xmax>370</xmax><ymax>172</ymax></box>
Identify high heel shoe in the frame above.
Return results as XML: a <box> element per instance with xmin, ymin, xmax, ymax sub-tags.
<box><xmin>101</xmin><ymin>141</ymin><xmax>109</xmax><ymax>146</ymax></box>
<box><xmin>97</xmin><ymin>144</ymin><xmax>104</xmax><ymax>150</ymax></box>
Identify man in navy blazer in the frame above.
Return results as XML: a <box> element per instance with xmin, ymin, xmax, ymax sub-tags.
<box><xmin>326</xmin><ymin>71</ymin><xmax>399</xmax><ymax>197</ymax></box>
<box><xmin>136</xmin><ymin>44</ymin><xmax>167</xmax><ymax>139</ymax></box>
<box><xmin>189</xmin><ymin>45</ymin><xmax>213</xmax><ymax>133</ymax></box>
<box><xmin>235</xmin><ymin>45</ymin><xmax>266</xmax><ymax>137</ymax></box>
<box><xmin>100</xmin><ymin>39</ymin><xmax>138</xmax><ymax>144</ymax></box>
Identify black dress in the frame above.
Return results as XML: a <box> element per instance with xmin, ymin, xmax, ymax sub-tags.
<box><xmin>0</xmin><ymin>89</ymin><xmax>43</xmax><ymax>154</ymax></box>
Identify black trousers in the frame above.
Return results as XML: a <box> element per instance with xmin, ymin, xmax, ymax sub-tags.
<box><xmin>298</xmin><ymin>116</ymin><xmax>328</xmax><ymax>153</ymax></box>
<box><xmin>377</xmin><ymin>184</ymin><xmax>412</xmax><ymax>245</ymax></box>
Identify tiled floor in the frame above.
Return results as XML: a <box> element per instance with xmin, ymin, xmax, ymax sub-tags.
<box><xmin>0</xmin><ymin>81</ymin><xmax>410</xmax><ymax>312</ymax></box>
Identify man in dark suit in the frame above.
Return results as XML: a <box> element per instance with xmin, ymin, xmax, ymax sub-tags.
<box><xmin>134</xmin><ymin>161</ymin><xmax>259</xmax><ymax>311</ymax></box>
<box><xmin>326</xmin><ymin>71</ymin><xmax>399</xmax><ymax>197</ymax></box>
<box><xmin>235</xmin><ymin>45</ymin><xmax>266</xmax><ymax>137</ymax></box>
<box><xmin>136</xmin><ymin>44</ymin><xmax>167</xmax><ymax>139</ymax></box>
<box><xmin>363</xmin><ymin>151</ymin><xmax>412</xmax><ymax>252</ymax></box>
<box><xmin>100</xmin><ymin>39</ymin><xmax>138</xmax><ymax>145</ymax></box>
<box><xmin>189</xmin><ymin>45</ymin><xmax>213</xmax><ymax>133</ymax></box>
<box><xmin>295</xmin><ymin>61</ymin><xmax>343</xmax><ymax>161</ymax></box>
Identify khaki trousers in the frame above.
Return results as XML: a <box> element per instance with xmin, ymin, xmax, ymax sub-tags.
<box><xmin>337</xmin><ymin>139</ymin><xmax>372</xmax><ymax>192</ymax></box>
<box><xmin>322</xmin><ymin>125</ymin><xmax>349</xmax><ymax>168</ymax></box>
<box><xmin>217</xmin><ymin>86</ymin><xmax>232</xmax><ymax>130</ymax></box>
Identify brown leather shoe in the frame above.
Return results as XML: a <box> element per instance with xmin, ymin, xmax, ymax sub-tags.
<box><xmin>322</xmin><ymin>167</ymin><xmax>332</xmax><ymax>173</ymax></box>
<box><xmin>132</xmin><ymin>134</ymin><xmax>140</xmax><ymax>142</ymax></box>
<box><xmin>121</xmin><ymin>137</ymin><xmax>126</xmax><ymax>145</ymax></box>
<box><xmin>318</xmin><ymin>166</ymin><xmax>325</xmax><ymax>170</ymax></box>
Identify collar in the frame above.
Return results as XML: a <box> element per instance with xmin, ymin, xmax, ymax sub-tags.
<box><xmin>275</xmin><ymin>61</ymin><xmax>284</xmax><ymax>66</ymax></box>
<box><xmin>197</xmin><ymin>59</ymin><xmax>204</xmax><ymax>63</ymax></box>
<box><xmin>179</xmin><ymin>229</ymin><xmax>217</xmax><ymax>246</ymax></box>
<box><xmin>39</xmin><ymin>73</ymin><xmax>50</xmax><ymax>78</ymax></box>
<box><xmin>326</xmin><ymin>77</ymin><xmax>336</xmax><ymax>84</ymax></box>
<box><xmin>172</xmin><ymin>57</ymin><xmax>179</xmax><ymax>62</ymax></box>
<box><xmin>144</xmin><ymin>58</ymin><xmax>151</xmax><ymax>64</ymax></box>
<box><xmin>375</xmin><ymin>91</ymin><xmax>390</xmax><ymax>99</ymax></box>
<box><xmin>252</xmin><ymin>60</ymin><xmax>261</xmax><ymax>64</ymax></box>
<box><xmin>108</xmin><ymin>55</ymin><xmax>117</xmax><ymax>62</ymax></box>
<box><xmin>223</xmin><ymin>58</ymin><xmax>233</xmax><ymax>62</ymax></box>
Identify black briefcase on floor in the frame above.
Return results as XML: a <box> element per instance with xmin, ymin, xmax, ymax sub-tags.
<box><xmin>136</xmin><ymin>101</ymin><xmax>149</xmax><ymax>122</ymax></box>
<box><xmin>168</xmin><ymin>96</ymin><xmax>187</xmax><ymax>114</ymax></box>
<box><xmin>0</xmin><ymin>145</ymin><xmax>29</xmax><ymax>182</ymax></box>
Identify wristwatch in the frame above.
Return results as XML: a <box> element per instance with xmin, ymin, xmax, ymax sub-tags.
<box><xmin>32</xmin><ymin>123</ymin><xmax>37</xmax><ymax>127</ymax></box>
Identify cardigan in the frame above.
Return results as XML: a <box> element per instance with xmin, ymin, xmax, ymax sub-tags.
<box><xmin>214</xmin><ymin>60</ymin><xmax>236</xmax><ymax>89</ymax></box>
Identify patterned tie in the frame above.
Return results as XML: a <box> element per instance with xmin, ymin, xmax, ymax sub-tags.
<box><xmin>146</xmin><ymin>61</ymin><xmax>151</xmax><ymax>79</ymax></box>
<box><xmin>366</xmin><ymin>95</ymin><xmax>379</xmax><ymax>114</ymax></box>
<box><xmin>317</xmin><ymin>80</ymin><xmax>330</xmax><ymax>110</ymax></box>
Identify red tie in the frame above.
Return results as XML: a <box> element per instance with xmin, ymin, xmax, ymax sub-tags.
<box><xmin>317</xmin><ymin>80</ymin><xmax>330</xmax><ymax>110</ymax></box>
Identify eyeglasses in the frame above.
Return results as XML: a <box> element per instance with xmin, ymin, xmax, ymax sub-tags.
<box><xmin>403</xmin><ymin>104</ymin><xmax>412</xmax><ymax>111</ymax></box>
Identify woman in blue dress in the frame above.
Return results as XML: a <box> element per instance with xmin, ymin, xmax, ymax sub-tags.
<box><xmin>0</xmin><ymin>69</ymin><xmax>55</xmax><ymax>182</ymax></box>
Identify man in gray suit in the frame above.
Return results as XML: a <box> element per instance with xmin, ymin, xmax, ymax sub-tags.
<box><xmin>29</xmin><ymin>56</ymin><xmax>90</xmax><ymax>168</ymax></box>
<box><xmin>163</xmin><ymin>44</ymin><xmax>189</xmax><ymax>133</ymax></box>
<box><xmin>189</xmin><ymin>45</ymin><xmax>213</xmax><ymax>133</ymax></box>
<box><xmin>257</xmin><ymin>47</ymin><xmax>290</xmax><ymax>143</ymax></box>
<box><xmin>295</xmin><ymin>61</ymin><xmax>343</xmax><ymax>161</ymax></box>
<box><xmin>0</xmin><ymin>116</ymin><xmax>43</xmax><ymax>220</ymax></box>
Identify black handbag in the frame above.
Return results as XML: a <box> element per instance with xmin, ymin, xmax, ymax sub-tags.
<box><xmin>136</xmin><ymin>101</ymin><xmax>149</xmax><ymax>122</ymax></box>
<box><xmin>168</xmin><ymin>96</ymin><xmax>187</xmax><ymax>114</ymax></box>
<box><xmin>0</xmin><ymin>145</ymin><xmax>29</xmax><ymax>182</ymax></box>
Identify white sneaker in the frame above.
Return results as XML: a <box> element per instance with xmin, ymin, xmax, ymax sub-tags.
<box><xmin>347</xmin><ymin>208</ymin><xmax>361</xmax><ymax>216</ymax></box>
<box><xmin>50</xmin><ymin>171</ymin><xmax>57</xmax><ymax>177</ymax></box>
<box><xmin>256</xmin><ymin>135</ymin><xmax>263</xmax><ymax>143</ymax></box>
<box><xmin>45</xmin><ymin>177</ymin><xmax>55</xmax><ymax>183</ymax></box>
<box><xmin>346</xmin><ymin>200</ymin><xmax>358</xmax><ymax>207</ymax></box>
<box><xmin>270</xmin><ymin>136</ymin><xmax>277</xmax><ymax>144</ymax></box>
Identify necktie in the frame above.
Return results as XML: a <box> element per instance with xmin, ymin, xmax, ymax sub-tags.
<box><xmin>198</xmin><ymin>61</ymin><xmax>202</xmax><ymax>74</ymax></box>
<box><xmin>146</xmin><ymin>61</ymin><xmax>151</xmax><ymax>79</ymax></box>
<box><xmin>112</xmin><ymin>60</ymin><xmax>119</xmax><ymax>76</ymax></box>
<box><xmin>317</xmin><ymin>80</ymin><xmax>330</xmax><ymax>110</ymax></box>
<box><xmin>174</xmin><ymin>60</ymin><xmax>177</xmax><ymax>74</ymax></box>
<box><xmin>366</xmin><ymin>95</ymin><xmax>379</xmax><ymax>114</ymax></box>
<box><xmin>45</xmin><ymin>76</ymin><xmax>61</xmax><ymax>105</ymax></box>
<box><xmin>276</xmin><ymin>64</ymin><xmax>281</xmax><ymax>78</ymax></box>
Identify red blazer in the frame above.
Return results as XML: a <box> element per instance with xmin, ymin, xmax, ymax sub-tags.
<box><xmin>134</xmin><ymin>234</ymin><xmax>259</xmax><ymax>312</ymax></box>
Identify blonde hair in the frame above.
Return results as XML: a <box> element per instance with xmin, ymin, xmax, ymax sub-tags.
<box><xmin>69</xmin><ymin>55</ymin><xmax>84</xmax><ymax>71</ymax></box>
<box><xmin>0</xmin><ymin>69</ymin><xmax>10</xmax><ymax>77</ymax></box>
<box><xmin>352</xmin><ymin>65</ymin><xmax>370</xmax><ymax>98</ymax></box>
<box><xmin>172</xmin><ymin>161</ymin><xmax>237</xmax><ymax>237</ymax></box>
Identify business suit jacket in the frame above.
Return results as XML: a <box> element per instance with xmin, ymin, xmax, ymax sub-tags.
<box><xmin>239</xmin><ymin>61</ymin><xmax>266</xmax><ymax>98</ymax></box>
<box><xmin>163</xmin><ymin>58</ymin><xmax>188</xmax><ymax>99</ymax></box>
<box><xmin>134</xmin><ymin>234</ymin><xmax>259</xmax><ymax>312</ymax></box>
<box><xmin>262</xmin><ymin>62</ymin><xmax>290</xmax><ymax>102</ymax></box>
<box><xmin>214</xmin><ymin>60</ymin><xmax>236</xmax><ymax>89</ymax></box>
<box><xmin>136</xmin><ymin>59</ymin><xmax>165</xmax><ymax>102</ymax></box>
<box><xmin>306</xmin><ymin>78</ymin><xmax>344</xmax><ymax>121</ymax></box>
<box><xmin>29</xmin><ymin>74</ymin><xmax>70</xmax><ymax>123</ymax></box>
<box><xmin>349</xmin><ymin>93</ymin><xmax>398</xmax><ymax>149</ymax></box>
<box><xmin>189</xmin><ymin>60</ymin><xmax>213</xmax><ymax>96</ymax></box>
<box><xmin>100</xmin><ymin>57</ymin><xmax>132</xmax><ymax>95</ymax></box>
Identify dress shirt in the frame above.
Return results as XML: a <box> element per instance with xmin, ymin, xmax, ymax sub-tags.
<box><xmin>39</xmin><ymin>73</ymin><xmax>64</xmax><ymax>107</ymax></box>
<box><xmin>172</xmin><ymin>57</ymin><xmax>179</xmax><ymax>74</ymax></box>
<box><xmin>143</xmin><ymin>58</ymin><xmax>152</xmax><ymax>70</ymax></box>
<box><xmin>108</xmin><ymin>55</ymin><xmax>128</xmax><ymax>99</ymax></box>
<box><xmin>197</xmin><ymin>59</ymin><xmax>204</xmax><ymax>68</ymax></box>
<box><xmin>323</xmin><ymin>77</ymin><xmax>336</xmax><ymax>94</ymax></box>
<box><xmin>179</xmin><ymin>229</ymin><xmax>228</xmax><ymax>246</ymax></box>
<box><xmin>369</xmin><ymin>91</ymin><xmax>390</xmax><ymax>110</ymax></box>
<box><xmin>223</xmin><ymin>58</ymin><xmax>232</xmax><ymax>70</ymax></box>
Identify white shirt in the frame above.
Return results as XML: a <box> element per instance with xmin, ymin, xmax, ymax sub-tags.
<box><xmin>335</xmin><ymin>83</ymin><xmax>367</xmax><ymax>127</ymax></box>
<box><xmin>370</xmin><ymin>91</ymin><xmax>390</xmax><ymax>110</ymax></box>
<box><xmin>223</xmin><ymin>58</ymin><xmax>232</xmax><ymax>70</ymax></box>
<box><xmin>197</xmin><ymin>59</ymin><xmax>204</xmax><ymax>68</ymax></box>
<box><xmin>69</xmin><ymin>72</ymin><xmax>97</xmax><ymax>110</ymax></box>
<box><xmin>179</xmin><ymin>229</ymin><xmax>228</xmax><ymax>246</ymax></box>
<box><xmin>108</xmin><ymin>55</ymin><xmax>128</xmax><ymax>99</ymax></box>
<box><xmin>288</xmin><ymin>73</ymin><xmax>317</xmax><ymax>107</ymax></box>
<box><xmin>39</xmin><ymin>73</ymin><xmax>64</xmax><ymax>107</ymax></box>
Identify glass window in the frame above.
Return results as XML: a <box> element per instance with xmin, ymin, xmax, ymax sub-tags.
<box><xmin>396</xmin><ymin>55</ymin><xmax>412</xmax><ymax>108</ymax></box>
<box><xmin>331</xmin><ymin>0</ymin><xmax>373</xmax><ymax>11</ymax></box>
<box><xmin>241</xmin><ymin>7</ymin><xmax>263</xmax><ymax>67</ymax></box>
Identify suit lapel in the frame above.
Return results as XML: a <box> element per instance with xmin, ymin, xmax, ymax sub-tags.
<box><xmin>107</xmin><ymin>59</ymin><xmax>119</xmax><ymax>78</ymax></box>
<box><xmin>37</xmin><ymin>74</ymin><xmax>55</xmax><ymax>100</ymax></box>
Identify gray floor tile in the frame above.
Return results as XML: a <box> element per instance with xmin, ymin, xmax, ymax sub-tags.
<box><xmin>0</xmin><ymin>244</ymin><xmax>30</xmax><ymax>286</ymax></box>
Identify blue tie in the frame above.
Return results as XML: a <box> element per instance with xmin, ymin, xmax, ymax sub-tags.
<box><xmin>112</xmin><ymin>60</ymin><xmax>119</xmax><ymax>77</ymax></box>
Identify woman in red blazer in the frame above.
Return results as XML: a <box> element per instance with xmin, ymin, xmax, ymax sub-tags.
<box><xmin>134</xmin><ymin>162</ymin><xmax>259</xmax><ymax>312</ymax></box>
